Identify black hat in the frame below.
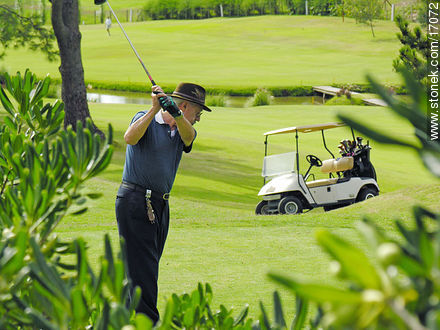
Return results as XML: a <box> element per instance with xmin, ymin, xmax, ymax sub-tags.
<box><xmin>170</xmin><ymin>83</ymin><xmax>212</xmax><ymax>112</ymax></box>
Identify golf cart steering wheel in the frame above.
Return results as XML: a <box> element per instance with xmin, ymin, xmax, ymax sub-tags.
<box><xmin>306</xmin><ymin>155</ymin><xmax>322</xmax><ymax>167</ymax></box>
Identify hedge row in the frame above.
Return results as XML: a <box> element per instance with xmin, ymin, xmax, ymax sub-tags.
<box><xmin>45</xmin><ymin>77</ymin><xmax>405</xmax><ymax>97</ymax></box>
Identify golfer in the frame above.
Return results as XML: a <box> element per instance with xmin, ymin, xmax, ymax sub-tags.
<box><xmin>115</xmin><ymin>83</ymin><xmax>211</xmax><ymax>323</ymax></box>
<box><xmin>105</xmin><ymin>16</ymin><xmax>111</xmax><ymax>36</ymax></box>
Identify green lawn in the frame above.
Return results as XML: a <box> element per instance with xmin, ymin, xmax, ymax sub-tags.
<box><xmin>2</xmin><ymin>16</ymin><xmax>402</xmax><ymax>90</ymax></box>
<box><xmin>53</xmin><ymin>101</ymin><xmax>439</xmax><ymax>319</ymax></box>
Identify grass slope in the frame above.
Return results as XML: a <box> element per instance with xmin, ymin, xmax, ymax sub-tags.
<box><xmin>2</xmin><ymin>16</ymin><xmax>402</xmax><ymax>89</ymax></box>
<box><xmin>51</xmin><ymin>102</ymin><xmax>438</xmax><ymax>318</ymax></box>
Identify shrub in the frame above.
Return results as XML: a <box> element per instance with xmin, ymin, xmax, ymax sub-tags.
<box><xmin>0</xmin><ymin>70</ymin><xmax>146</xmax><ymax>328</ymax></box>
<box><xmin>247</xmin><ymin>88</ymin><xmax>273</xmax><ymax>107</ymax></box>
<box><xmin>157</xmin><ymin>283</ymin><xmax>308</xmax><ymax>329</ymax></box>
<box><xmin>206</xmin><ymin>93</ymin><xmax>227</xmax><ymax>107</ymax></box>
<box><xmin>325</xmin><ymin>93</ymin><xmax>364</xmax><ymax>106</ymax></box>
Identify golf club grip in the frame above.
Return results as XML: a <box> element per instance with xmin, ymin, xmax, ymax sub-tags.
<box><xmin>152</xmin><ymin>91</ymin><xmax>167</xmax><ymax>104</ymax></box>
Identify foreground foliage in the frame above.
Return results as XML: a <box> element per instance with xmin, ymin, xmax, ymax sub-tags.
<box><xmin>0</xmin><ymin>70</ymin><xmax>143</xmax><ymax>328</ymax></box>
<box><xmin>0</xmin><ymin>70</ymin><xmax>308</xmax><ymax>329</ymax></box>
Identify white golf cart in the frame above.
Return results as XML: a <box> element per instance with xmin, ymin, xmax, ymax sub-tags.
<box><xmin>255</xmin><ymin>122</ymin><xmax>379</xmax><ymax>215</ymax></box>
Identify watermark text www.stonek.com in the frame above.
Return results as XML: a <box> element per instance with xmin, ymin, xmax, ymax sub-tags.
<box><xmin>428</xmin><ymin>1</ymin><xmax>439</xmax><ymax>141</ymax></box>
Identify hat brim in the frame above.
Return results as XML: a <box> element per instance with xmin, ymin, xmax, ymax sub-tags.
<box><xmin>170</xmin><ymin>93</ymin><xmax>212</xmax><ymax>112</ymax></box>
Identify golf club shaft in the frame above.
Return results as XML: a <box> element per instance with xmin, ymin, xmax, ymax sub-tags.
<box><xmin>105</xmin><ymin>1</ymin><xmax>156</xmax><ymax>86</ymax></box>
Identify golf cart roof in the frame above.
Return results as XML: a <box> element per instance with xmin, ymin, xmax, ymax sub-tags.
<box><xmin>263</xmin><ymin>122</ymin><xmax>346</xmax><ymax>136</ymax></box>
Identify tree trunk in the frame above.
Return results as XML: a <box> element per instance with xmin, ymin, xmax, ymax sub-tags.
<box><xmin>51</xmin><ymin>0</ymin><xmax>104</xmax><ymax>138</ymax></box>
<box><xmin>370</xmin><ymin>21</ymin><xmax>375</xmax><ymax>38</ymax></box>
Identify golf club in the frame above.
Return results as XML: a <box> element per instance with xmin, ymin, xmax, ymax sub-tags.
<box><xmin>338</xmin><ymin>144</ymin><xmax>345</xmax><ymax>155</ymax></box>
<box><xmin>341</xmin><ymin>139</ymin><xmax>350</xmax><ymax>153</ymax></box>
<box><xmin>94</xmin><ymin>0</ymin><xmax>156</xmax><ymax>86</ymax></box>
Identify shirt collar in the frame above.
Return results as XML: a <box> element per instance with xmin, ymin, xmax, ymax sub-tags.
<box><xmin>155</xmin><ymin>110</ymin><xmax>165</xmax><ymax>124</ymax></box>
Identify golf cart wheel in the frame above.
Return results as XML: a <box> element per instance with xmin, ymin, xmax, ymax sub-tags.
<box><xmin>358</xmin><ymin>188</ymin><xmax>378</xmax><ymax>201</ymax></box>
<box><xmin>256</xmin><ymin>201</ymin><xmax>270</xmax><ymax>215</ymax></box>
<box><xmin>278</xmin><ymin>196</ymin><xmax>303</xmax><ymax>215</ymax></box>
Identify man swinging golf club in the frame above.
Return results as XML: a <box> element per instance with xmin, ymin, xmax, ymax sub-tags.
<box><xmin>116</xmin><ymin>83</ymin><xmax>211</xmax><ymax>323</ymax></box>
<box><xmin>92</xmin><ymin>0</ymin><xmax>212</xmax><ymax>321</ymax></box>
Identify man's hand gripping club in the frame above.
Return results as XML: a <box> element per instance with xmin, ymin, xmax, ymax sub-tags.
<box><xmin>153</xmin><ymin>87</ymin><xmax>182</xmax><ymax>118</ymax></box>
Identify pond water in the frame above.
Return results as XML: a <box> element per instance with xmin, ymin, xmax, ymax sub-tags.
<box><xmin>87</xmin><ymin>90</ymin><xmax>321</xmax><ymax>107</ymax></box>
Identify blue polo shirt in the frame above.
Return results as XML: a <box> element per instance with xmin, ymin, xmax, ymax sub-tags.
<box><xmin>122</xmin><ymin>111</ymin><xmax>195</xmax><ymax>193</ymax></box>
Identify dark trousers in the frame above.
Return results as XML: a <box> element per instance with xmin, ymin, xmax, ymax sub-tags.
<box><xmin>115</xmin><ymin>184</ymin><xmax>170</xmax><ymax>323</ymax></box>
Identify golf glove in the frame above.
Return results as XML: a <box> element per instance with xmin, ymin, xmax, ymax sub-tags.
<box><xmin>159</xmin><ymin>96</ymin><xmax>182</xmax><ymax>118</ymax></box>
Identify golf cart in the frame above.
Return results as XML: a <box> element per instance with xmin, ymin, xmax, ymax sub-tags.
<box><xmin>255</xmin><ymin>122</ymin><xmax>379</xmax><ymax>215</ymax></box>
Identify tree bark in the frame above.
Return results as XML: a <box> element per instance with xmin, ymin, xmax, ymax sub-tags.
<box><xmin>51</xmin><ymin>0</ymin><xmax>104</xmax><ymax>138</ymax></box>
<box><xmin>370</xmin><ymin>21</ymin><xmax>375</xmax><ymax>38</ymax></box>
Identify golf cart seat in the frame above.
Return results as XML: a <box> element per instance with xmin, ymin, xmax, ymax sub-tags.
<box><xmin>306</xmin><ymin>157</ymin><xmax>354</xmax><ymax>188</ymax></box>
<box><xmin>321</xmin><ymin>157</ymin><xmax>354</xmax><ymax>173</ymax></box>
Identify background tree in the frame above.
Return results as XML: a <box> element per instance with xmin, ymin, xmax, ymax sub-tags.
<box><xmin>0</xmin><ymin>1</ymin><xmax>104</xmax><ymax>137</ymax></box>
<box><xmin>50</xmin><ymin>0</ymin><xmax>103</xmax><ymax>137</ymax></box>
<box><xmin>345</xmin><ymin>0</ymin><xmax>383</xmax><ymax>37</ymax></box>
<box><xmin>0</xmin><ymin>4</ymin><xmax>57</xmax><ymax>61</ymax></box>
<box><xmin>393</xmin><ymin>15</ymin><xmax>430</xmax><ymax>87</ymax></box>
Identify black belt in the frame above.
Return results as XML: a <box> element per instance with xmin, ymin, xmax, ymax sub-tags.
<box><xmin>121</xmin><ymin>181</ymin><xmax>170</xmax><ymax>200</ymax></box>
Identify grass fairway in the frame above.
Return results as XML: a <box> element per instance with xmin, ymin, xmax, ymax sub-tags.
<box><xmin>51</xmin><ymin>102</ymin><xmax>439</xmax><ymax>319</ymax></box>
<box><xmin>3</xmin><ymin>16</ymin><xmax>402</xmax><ymax>89</ymax></box>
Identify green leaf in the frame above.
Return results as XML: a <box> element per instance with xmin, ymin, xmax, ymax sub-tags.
<box><xmin>29</xmin><ymin>237</ymin><xmax>70</xmax><ymax>299</ymax></box>
<box><xmin>0</xmin><ymin>87</ymin><xmax>15</xmax><ymax>117</ymax></box>
<box><xmin>0</xmin><ymin>156</ymin><xmax>8</xmax><ymax>168</ymax></box>
<box><xmin>259</xmin><ymin>301</ymin><xmax>271</xmax><ymax>330</ymax></box>
<box><xmin>316</xmin><ymin>230</ymin><xmax>382</xmax><ymax>289</ymax></box>
<box><xmin>71</xmin><ymin>287</ymin><xmax>88</xmax><ymax>323</ymax></box>
<box><xmin>76</xmin><ymin>239</ymin><xmax>88</xmax><ymax>286</ymax></box>
<box><xmin>337</xmin><ymin>114</ymin><xmax>418</xmax><ymax>149</ymax></box>
<box><xmin>129</xmin><ymin>286</ymin><xmax>142</xmax><ymax>315</ymax></box>
<box><xmin>75</xmin><ymin>197</ymin><xmax>87</xmax><ymax>205</ymax></box>
<box><xmin>291</xmin><ymin>295</ymin><xmax>308</xmax><ymax>330</ymax></box>
<box><xmin>104</xmin><ymin>234</ymin><xmax>115</xmax><ymax>284</ymax></box>
<box><xmin>25</xmin><ymin>307</ymin><xmax>57</xmax><ymax>330</ymax></box>
<box><xmin>1</xmin><ymin>230</ymin><xmax>27</xmax><ymax>275</ymax></box>
<box><xmin>95</xmin><ymin>301</ymin><xmax>110</xmax><ymax>330</ymax></box>
<box><xmin>86</xmin><ymin>193</ymin><xmax>103</xmax><ymax>200</ymax></box>
<box><xmin>160</xmin><ymin>298</ymin><xmax>175</xmax><ymax>329</ymax></box>
<box><xmin>134</xmin><ymin>313</ymin><xmax>153</xmax><ymax>329</ymax></box>
<box><xmin>269</xmin><ymin>273</ymin><xmax>362</xmax><ymax>304</ymax></box>
<box><xmin>419</xmin><ymin>231</ymin><xmax>434</xmax><ymax>269</ymax></box>
<box><xmin>233</xmin><ymin>304</ymin><xmax>249</xmax><ymax>326</ymax></box>
<box><xmin>273</xmin><ymin>291</ymin><xmax>286</xmax><ymax>327</ymax></box>
<box><xmin>419</xmin><ymin>149</ymin><xmax>440</xmax><ymax>178</ymax></box>
<box><xmin>398</xmin><ymin>254</ymin><xmax>428</xmax><ymax>276</ymax></box>
<box><xmin>4</xmin><ymin>116</ymin><xmax>17</xmax><ymax>131</ymax></box>
<box><xmin>357</xmin><ymin>218</ymin><xmax>386</xmax><ymax>250</ymax></box>
<box><xmin>367</xmin><ymin>73</ymin><xmax>426</xmax><ymax>130</ymax></box>
<box><xmin>70</xmin><ymin>207</ymin><xmax>88</xmax><ymax>216</ymax></box>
